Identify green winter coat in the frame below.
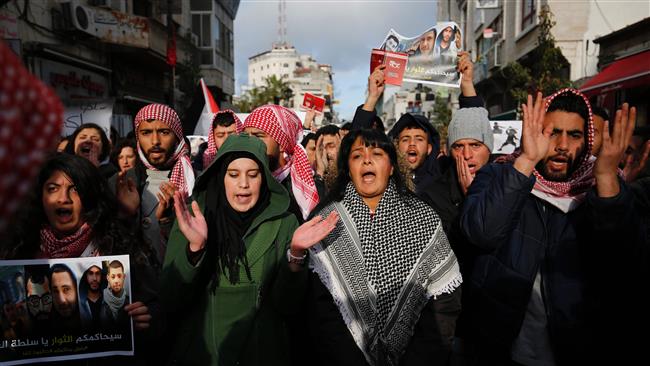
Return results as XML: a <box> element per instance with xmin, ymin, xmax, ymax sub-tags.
<box><xmin>161</xmin><ymin>134</ymin><xmax>304</xmax><ymax>366</ymax></box>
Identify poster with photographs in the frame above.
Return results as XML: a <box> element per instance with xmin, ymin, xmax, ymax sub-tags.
<box><xmin>0</xmin><ymin>255</ymin><xmax>133</xmax><ymax>365</ymax></box>
<box><xmin>491</xmin><ymin>120</ymin><xmax>522</xmax><ymax>154</ymax></box>
<box><xmin>379</xmin><ymin>21</ymin><xmax>462</xmax><ymax>88</ymax></box>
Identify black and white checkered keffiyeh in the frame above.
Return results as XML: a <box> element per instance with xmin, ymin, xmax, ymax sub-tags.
<box><xmin>309</xmin><ymin>180</ymin><xmax>462</xmax><ymax>366</ymax></box>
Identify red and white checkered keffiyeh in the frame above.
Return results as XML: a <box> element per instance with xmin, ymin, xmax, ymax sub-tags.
<box><xmin>496</xmin><ymin>88</ymin><xmax>597</xmax><ymax>212</ymax></box>
<box><xmin>38</xmin><ymin>223</ymin><xmax>94</xmax><ymax>259</ymax></box>
<box><xmin>243</xmin><ymin>105</ymin><xmax>318</xmax><ymax>219</ymax></box>
<box><xmin>135</xmin><ymin>104</ymin><xmax>195</xmax><ymax>197</ymax></box>
<box><xmin>203</xmin><ymin>110</ymin><xmax>243</xmax><ymax>169</ymax></box>
<box><xmin>0</xmin><ymin>41</ymin><xmax>63</xmax><ymax>235</ymax></box>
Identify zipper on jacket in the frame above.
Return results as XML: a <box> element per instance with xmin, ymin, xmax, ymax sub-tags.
<box><xmin>535</xmin><ymin>200</ymin><xmax>556</xmax><ymax>351</ymax></box>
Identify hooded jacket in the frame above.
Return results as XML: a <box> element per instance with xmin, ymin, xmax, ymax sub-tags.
<box><xmin>459</xmin><ymin>90</ymin><xmax>647</xmax><ymax>364</ymax></box>
<box><xmin>161</xmin><ymin>133</ymin><xmax>303</xmax><ymax>366</ymax></box>
<box><xmin>388</xmin><ymin>113</ymin><xmax>441</xmax><ymax>190</ymax></box>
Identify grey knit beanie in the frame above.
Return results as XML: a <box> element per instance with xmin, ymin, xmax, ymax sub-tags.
<box><xmin>447</xmin><ymin>107</ymin><xmax>493</xmax><ymax>153</ymax></box>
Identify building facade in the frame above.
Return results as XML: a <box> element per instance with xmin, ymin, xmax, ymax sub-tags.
<box><xmin>438</xmin><ymin>0</ymin><xmax>648</xmax><ymax>119</ymax></box>
<box><xmin>245</xmin><ymin>44</ymin><xmax>335</xmax><ymax>124</ymax></box>
<box><xmin>383</xmin><ymin>88</ymin><xmax>438</xmax><ymax>131</ymax></box>
<box><xmin>580</xmin><ymin>17</ymin><xmax>650</xmax><ymax>127</ymax></box>
<box><xmin>0</xmin><ymin>0</ymin><xmax>238</xmax><ymax>136</ymax></box>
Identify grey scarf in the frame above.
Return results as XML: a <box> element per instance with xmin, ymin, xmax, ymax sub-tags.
<box><xmin>103</xmin><ymin>287</ymin><xmax>126</xmax><ymax>320</ymax></box>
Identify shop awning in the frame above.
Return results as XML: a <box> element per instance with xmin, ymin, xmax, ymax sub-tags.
<box><xmin>580</xmin><ymin>50</ymin><xmax>650</xmax><ymax>97</ymax></box>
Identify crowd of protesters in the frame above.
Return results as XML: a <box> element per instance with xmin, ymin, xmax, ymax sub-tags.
<box><xmin>1</xmin><ymin>38</ymin><xmax>649</xmax><ymax>366</ymax></box>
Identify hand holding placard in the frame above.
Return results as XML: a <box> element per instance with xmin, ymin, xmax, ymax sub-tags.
<box><xmin>370</xmin><ymin>49</ymin><xmax>408</xmax><ymax>86</ymax></box>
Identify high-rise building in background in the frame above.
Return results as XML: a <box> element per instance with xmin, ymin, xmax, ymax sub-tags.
<box><xmin>244</xmin><ymin>43</ymin><xmax>336</xmax><ymax>124</ymax></box>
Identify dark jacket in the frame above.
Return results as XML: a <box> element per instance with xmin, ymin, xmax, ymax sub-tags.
<box><xmin>307</xmin><ymin>272</ymin><xmax>461</xmax><ymax>366</ymax></box>
<box><xmin>460</xmin><ymin>163</ymin><xmax>647</xmax><ymax>364</ymax></box>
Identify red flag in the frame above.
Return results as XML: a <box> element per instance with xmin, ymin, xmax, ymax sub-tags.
<box><xmin>167</xmin><ymin>22</ymin><xmax>176</xmax><ymax>66</ymax></box>
<box><xmin>201</xmin><ymin>78</ymin><xmax>219</xmax><ymax>113</ymax></box>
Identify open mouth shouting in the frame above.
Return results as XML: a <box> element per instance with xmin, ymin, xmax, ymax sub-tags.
<box><xmin>406</xmin><ymin>149</ymin><xmax>419</xmax><ymax>164</ymax></box>
<box><xmin>77</xmin><ymin>141</ymin><xmax>95</xmax><ymax>159</ymax></box>
<box><xmin>54</xmin><ymin>208</ymin><xmax>74</xmax><ymax>224</ymax></box>
<box><xmin>361</xmin><ymin>169</ymin><xmax>377</xmax><ymax>184</ymax></box>
<box><xmin>548</xmin><ymin>154</ymin><xmax>569</xmax><ymax>172</ymax></box>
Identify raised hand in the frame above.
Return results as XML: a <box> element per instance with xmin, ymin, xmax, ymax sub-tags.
<box><xmin>363</xmin><ymin>65</ymin><xmax>386</xmax><ymax>112</ymax></box>
<box><xmin>125</xmin><ymin>301</ymin><xmax>151</xmax><ymax>331</ymax></box>
<box><xmin>290</xmin><ymin>211</ymin><xmax>339</xmax><ymax>253</ymax></box>
<box><xmin>173</xmin><ymin>191</ymin><xmax>207</xmax><ymax>252</ymax></box>
<box><xmin>595</xmin><ymin>103</ymin><xmax>637</xmax><ymax>197</ymax></box>
<box><xmin>623</xmin><ymin>140</ymin><xmax>650</xmax><ymax>183</ymax></box>
<box><xmin>116</xmin><ymin>171</ymin><xmax>139</xmax><ymax>216</ymax></box>
<box><xmin>514</xmin><ymin>92</ymin><xmax>551</xmax><ymax>176</ymax></box>
<box><xmin>155</xmin><ymin>182</ymin><xmax>177</xmax><ymax>220</ymax></box>
<box><xmin>455</xmin><ymin>154</ymin><xmax>474</xmax><ymax>196</ymax></box>
<box><xmin>315</xmin><ymin>134</ymin><xmax>328</xmax><ymax>176</ymax></box>
<box><xmin>304</xmin><ymin>109</ymin><xmax>316</xmax><ymax>131</ymax></box>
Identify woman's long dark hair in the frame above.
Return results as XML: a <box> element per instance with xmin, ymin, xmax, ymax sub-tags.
<box><xmin>64</xmin><ymin>123</ymin><xmax>111</xmax><ymax>162</ymax></box>
<box><xmin>4</xmin><ymin>153</ymin><xmax>149</xmax><ymax>262</ymax></box>
<box><xmin>319</xmin><ymin>128</ymin><xmax>410</xmax><ymax>209</ymax></box>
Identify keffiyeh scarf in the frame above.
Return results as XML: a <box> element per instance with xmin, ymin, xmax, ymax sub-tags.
<box><xmin>0</xmin><ymin>41</ymin><xmax>63</xmax><ymax>234</ymax></box>
<box><xmin>243</xmin><ymin>105</ymin><xmax>318</xmax><ymax>219</ymax></box>
<box><xmin>39</xmin><ymin>223</ymin><xmax>94</xmax><ymax>258</ymax></box>
<box><xmin>496</xmin><ymin>88</ymin><xmax>597</xmax><ymax>213</ymax></box>
<box><xmin>309</xmin><ymin>181</ymin><xmax>462</xmax><ymax>365</ymax></box>
<box><xmin>202</xmin><ymin>110</ymin><xmax>243</xmax><ymax>168</ymax></box>
<box><xmin>135</xmin><ymin>104</ymin><xmax>195</xmax><ymax>197</ymax></box>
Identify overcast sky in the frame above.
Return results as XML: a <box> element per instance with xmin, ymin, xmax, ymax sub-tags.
<box><xmin>234</xmin><ymin>0</ymin><xmax>439</xmax><ymax>120</ymax></box>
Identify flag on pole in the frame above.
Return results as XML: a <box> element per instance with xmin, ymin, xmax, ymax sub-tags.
<box><xmin>193</xmin><ymin>79</ymin><xmax>220</xmax><ymax>135</ymax></box>
<box><xmin>166</xmin><ymin>22</ymin><xmax>177</xmax><ymax>66</ymax></box>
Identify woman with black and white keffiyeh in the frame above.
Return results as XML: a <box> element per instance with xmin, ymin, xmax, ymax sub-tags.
<box><xmin>304</xmin><ymin>129</ymin><xmax>463</xmax><ymax>366</ymax></box>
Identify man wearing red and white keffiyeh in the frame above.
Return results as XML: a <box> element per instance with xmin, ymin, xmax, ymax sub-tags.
<box><xmin>202</xmin><ymin>110</ymin><xmax>243</xmax><ymax>169</ymax></box>
<box><xmin>135</xmin><ymin>104</ymin><xmax>195</xmax><ymax>197</ymax></box>
<box><xmin>460</xmin><ymin>89</ymin><xmax>646</xmax><ymax>364</ymax></box>
<box><xmin>133</xmin><ymin>103</ymin><xmax>195</xmax><ymax>262</ymax></box>
<box><xmin>243</xmin><ymin>105</ymin><xmax>319</xmax><ymax>220</ymax></box>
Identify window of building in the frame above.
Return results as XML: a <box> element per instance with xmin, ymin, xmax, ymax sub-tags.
<box><xmin>191</xmin><ymin>13</ymin><xmax>211</xmax><ymax>48</ymax></box>
<box><xmin>521</xmin><ymin>0</ymin><xmax>535</xmax><ymax>31</ymax></box>
<box><xmin>192</xmin><ymin>12</ymin><xmax>213</xmax><ymax>65</ymax></box>
<box><xmin>215</xmin><ymin>21</ymin><xmax>233</xmax><ymax>62</ymax></box>
<box><xmin>190</xmin><ymin>0</ymin><xmax>212</xmax><ymax>11</ymax></box>
<box><xmin>284</xmin><ymin>63</ymin><xmax>289</xmax><ymax>68</ymax></box>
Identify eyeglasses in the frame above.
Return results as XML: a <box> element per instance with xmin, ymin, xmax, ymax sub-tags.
<box><xmin>27</xmin><ymin>293</ymin><xmax>52</xmax><ymax>307</ymax></box>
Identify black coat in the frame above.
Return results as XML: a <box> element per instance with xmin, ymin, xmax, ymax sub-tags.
<box><xmin>307</xmin><ymin>272</ymin><xmax>461</xmax><ymax>366</ymax></box>
<box><xmin>460</xmin><ymin>163</ymin><xmax>647</xmax><ymax>364</ymax></box>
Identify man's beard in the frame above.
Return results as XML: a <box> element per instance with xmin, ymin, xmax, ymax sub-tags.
<box><xmin>537</xmin><ymin>153</ymin><xmax>581</xmax><ymax>182</ymax></box>
<box><xmin>146</xmin><ymin>147</ymin><xmax>174</xmax><ymax>169</ymax></box>
<box><xmin>268</xmin><ymin>154</ymin><xmax>280</xmax><ymax>172</ymax></box>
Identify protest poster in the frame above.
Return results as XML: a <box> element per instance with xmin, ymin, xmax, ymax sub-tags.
<box><xmin>369</xmin><ymin>49</ymin><xmax>409</xmax><ymax>86</ymax></box>
<box><xmin>301</xmin><ymin>93</ymin><xmax>326</xmax><ymax>113</ymax></box>
<box><xmin>491</xmin><ymin>120</ymin><xmax>522</xmax><ymax>154</ymax></box>
<box><xmin>0</xmin><ymin>255</ymin><xmax>133</xmax><ymax>365</ymax></box>
<box><xmin>379</xmin><ymin>21</ymin><xmax>462</xmax><ymax>87</ymax></box>
<box><xmin>63</xmin><ymin>100</ymin><xmax>114</xmax><ymax>137</ymax></box>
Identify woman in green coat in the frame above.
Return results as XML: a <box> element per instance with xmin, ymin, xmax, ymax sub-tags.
<box><xmin>161</xmin><ymin>133</ymin><xmax>337</xmax><ymax>365</ymax></box>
